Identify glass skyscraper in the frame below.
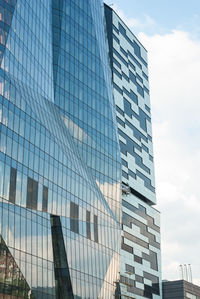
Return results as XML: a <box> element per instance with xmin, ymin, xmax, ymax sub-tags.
<box><xmin>105</xmin><ymin>4</ymin><xmax>162</xmax><ymax>299</ymax></box>
<box><xmin>0</xmin><ymin>0</ymin><xmax>162</xmax><ymax>298</ymax></box>
<box><xmin>0</xmin><ymin>0</ymin><xmax>122</xmax><ymax>298</ymax></box>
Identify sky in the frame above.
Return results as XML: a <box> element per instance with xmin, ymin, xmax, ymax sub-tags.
<box><xmin>104</xmin><ymin>0</ymin><xmax>200</xmax><ymax>286</ymax></box>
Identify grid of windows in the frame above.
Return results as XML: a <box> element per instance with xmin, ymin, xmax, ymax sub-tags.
<box><xmin>0</xmin><ymin>0</ymin><xmax>122</xmax><ymax>298</ymax></box>
<box><xmin>104</xmin><ymin>4</ymin><xmax>162</xmax><ymax>299</ymax></box>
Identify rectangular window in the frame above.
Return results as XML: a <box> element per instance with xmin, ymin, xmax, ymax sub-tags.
<box><xmin>42</xmin><ymin>186</ymin><xmax>48</xmax><ymax>212</ymax></box>
<box><xmin>122</xmin><ymin>170</ymin><xmax>129</xmax><ymax>179</ymax></box>
<box><xmin>113</xmin><ymin>57</ymin><xmax>121</xmax><ymax>69</ymax></box>
<box><xmin>94</xmin><ymin>215</ymin><xmax>98</xmax><ymax>243</ymax></box>
<box><xmin>9</xmin><ymin>167</ymin><xmax>16</xmax><ymax>203</ymax></box>
<box><xmin>86</xmin><ymin>211</ymin><xmax>91</xmax><ymax>239</ymax></box>
<box><xmin>27</xmin><ymin>177</ymin><xmax>38</xmax><ymax>210</ymax></box>
<box><xmin>135</xmin><ymin>274</ymin><xmax>144</xmax><ymax>283</ymax></box>
<box><xmin>70</xmin><ymin>202</ymin><xmax>79</xmax><ymax>234</ymax></box>
<box><xmin>128</xmin><ymin>169</ymin><xmax>136</xmax><ymax>179</ymax></box>
<box><xmin>118</xmin><ymin>23</ymin><xmax>126</xmax><ymax>36</ymax></box>
<box><xmin>116</xmin><ymin>116</ymin><xmax>125</xmax><ymax>128</ymax></box>
<box><xmin>116</xmin><ymin>105</ymin><xmax>124</xmax><ymax>116</ymax></box>
<box><xmin>134</xmin><ymin>255</ymin><xmax>143</xmax><ymax>264</ymax></box>
<box><xmin>121</xmin><ymin>237</ymin><xmax>133</xmax><ymax>254</ymax></box>
<box><xmin>125</xmin><ymin>264</ymin><xmax>134</xmax><ymax>274</ymax></box>
<box><xmin>121</xmin><ymin>158</ymin><xmax>128</xmax><ymax>167</ymax></box>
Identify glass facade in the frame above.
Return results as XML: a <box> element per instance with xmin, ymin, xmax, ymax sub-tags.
<box><xmin>162</xmin><ymin>280</ymin><xmax>200</xmax><ymax>299</ymax></box>
<box><xmin>104</xmin><ymin>4</ymin><xmax>162</xmax><ymax>299</ymax></box>
<box><xmin>0</xmin><ymin>0</ymin><xmax>122</xmax><ymax>298</ymax></box>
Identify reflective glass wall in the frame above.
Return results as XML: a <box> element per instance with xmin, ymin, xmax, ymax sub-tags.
<box><xmin>0</xmin><ymin>0</ymin><xmax>122</xmax><ymax>298</ymax></box>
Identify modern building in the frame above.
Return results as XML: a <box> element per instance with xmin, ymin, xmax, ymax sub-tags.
<box><xmin>104</xmin><ymin>4</ymin><xmax>162</xmax><ymax>299</ymax></box>
<box><xmin>163</xmin><ymin>280</ymin><xmax>200</xmax><ymax>299</ymax></box>
<box><xmin>0</xmin><ymin>0</ymin><xmax>122</xmax><ymax>298</ymax></box>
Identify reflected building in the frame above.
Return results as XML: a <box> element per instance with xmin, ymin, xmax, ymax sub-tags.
<box><xmin>0</xmin><ymin>0</ymin><xmax>121</xmax><ymax>298</ymax></box>
<box><xmin>104</xmin><ymin>4</ymin><xmax>162</xmax><ymax>299</ymax></box>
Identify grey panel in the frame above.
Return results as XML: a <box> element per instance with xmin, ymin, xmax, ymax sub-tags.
<box><xmin>9</xmin><ymin>167</ymin><xmax>16</xmax><ymax>204</ymax></box>
<box><xmin>27</xmin><ymin>177</ymin><xmax>38</xmax><ymax>210</ymax></box>
<box><xmin>70</xmin><ymin>202</ymin><xmax>79</xmax><ymax>234</ymax></box>
<box><xmin>42</xmin><ymin>185</ymin><xmax>48</xmax><ymax>212</ymax></box>
<box><xmin>142</xmin><ymin>250</ymin><xmax>158</xmax><ymax>271</ymax></box>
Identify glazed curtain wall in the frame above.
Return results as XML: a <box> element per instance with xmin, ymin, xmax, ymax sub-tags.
<box><xmin>0</xmin><ymin>0</ymin><xmax>122</xmax><ymax>298</ymax></box>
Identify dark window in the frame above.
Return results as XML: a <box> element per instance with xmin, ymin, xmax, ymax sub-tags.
<box><xmin>120</xmin><ymin>275</ymin><xmax>126</xmax><ymax>284</ymax></box>
<box><xmin>142</xmin><ymin>143</ymin><xmax>149</xmax><ymax>153</ymax></box>
<box><xmin>113</xmin><ymin>67</ymin><xmax>122</xmax><ymax>79</ymax></box>
<box><xmin>70</xmin><ymin>202</ymin><xmax>79</xmax><ymax>234</ymax></box>
<box><xmin>125</xmin><ymin>264</ymin><xmax>134</xmax><ymax>274</ymax></box>
<box><xmin>42</xmin><ymin>186</ymin><xmax>48</xmax><ymax>212</ymax></box>
<box><xmin>138</xmin><ymin>204</ymin><xmax>146</xmax><ymax>213</ymax></box>
<box><xmin>113</xmin><ymin>82</ymin><xmax>123</xmax><ymax>95</ymax></box>
<box><xmin>128</xmin><ymin>169</ymin><xmax>136</xmax><ymax>179</ymax></box>
<box><xmin>120</xmin><ymin>46</ymin><xmax>128</xmax><ymax>57</ymax></box>
<box><xmin>133</xmin><ymin>41</ymin><xmax>141</xmax><ymax>58</ymax></box>
<box><xmin>116</xmin><ymin>105</ymin><xmax>124</xmax><ymax>116</ymax></box>
<box><xmin>119</xmin><ymin>140</ymin><xmax>127</xmax><ymax>156</ymax></box>
<box><xmin>120</xmin><ymin>276</ymin><xmax>135</xmax><ymax>287</ymax></box>
<box><xmin>123</xmin><ymin>87</ymin><xmax>138</xmax><ymax>105</ymax></box>
<box><xmin>118</xmin><ymin>23</ymin><xmax>126</xmax><ymax>36</ymax></box>
<box><xmin>142</xmin><ymin>71</ymin><xmax>149</xmax><ymax>81</ymax></box>
<box><xmin>145</xmin><ymin>104</ymin><xmax>150</xmax><ymax>113</ymax></box>
<box><xmin>129</xmin><ymin>70</ymin><xmax>137</xmax><ymax>84</ymax></box>
<box><xmin>152</xmin><ymin>283</ymin><xmax>160</xmax><ymax>295</ymax></box>
<box><xmin>113</xmin><ymin>57</ymin><xmax>121</xmax><ymax>69</ymax></box>
<box><xmin>112</xmin><ymin>24</ymin><xmax>119</xmax><ymax>34</ymax></box>
<box><xmin>113</xmin><ymin>48</ymin><xmax>128</xmax><ymax>67</ymax></box>
<box><xmin>135</xmin><ymin>274</ymin><xmax>144</xmax><ymax>283</ymax></box>
<box><xmin>128</xmin><ymin>50</ymin><xmax>142</xmax><ymax>69</ymax></box>
<box><xmin>137</xmin><ymin>83</ymin><xmax>144</xmax><ymax>97</ymax></box>
<box><xmin>142</xmin><ymin>251</ymin><xmax>158</xmax><ymax>270</ymax></box>
<box><xmin>134</xmin><ymin>255</ymin><xmax>143</xmax><ymax>264</ymax></box>
<box><xmin>122</xmin><ymin>212</ymin><xmax>132</xmax><ymax>227</ymax></box>
<box><xmin>27</xmin><ymin>177</ymin><xmax>38</xmax><ymax>210</ymax></box>
<box><xmin>148</xmin><ymin>134</ymin><xmax>152</xmax><ymax>142</ymax></box>
<box><xmin>129</xmin><ymin>70</ymin><xmax>144</xmax><ymax>97</ymax></box>
<box><xmin>86</xmin><ymin>211</ymin><xmax>91</xmax><ymax>240</ymax></box>
<box><xmin>149</xmin><ymin>155</ymin><xmax>153</xmax><ymax>162</ymax></box>
<box><xmin>144</xmin><ymin>85</ymin><xmax>149</xmax><ymax>94</ymax></box>
<box><xmin>136</xmin><ymin>170</ymin><xmax>155</xmax><ymax>193</ymax></box>
<box><xmin>9</xmin><ymin>167</ymin><xmax>17</xmax><ymax>203</ymax></box>
<box><xmin>121</xmin><ymin>237</ymin><xmax>133</xmax><ymax>254</ymax></box>
<box><xmin>122</xmin><ymin>72</ymin><xmax>129</xmax><ymax>82</ymax></box>
<box><xmin>122</xmin><ymin>158</ymin><xmax>128</xmax><ymax>167</ymax></box>
<box><xmin>113</xmin><ymin>33</ymin><xmax>119</xmax><ymax>44</ymax></box>
<box><xmin>122</xmin><ymin>170</ymin><xmax>128</xmax><ymax>179</ymax></box>
<box><xmin>116</xmin><ymin>116</ymin><xmax>125</xmax><ymax>128</ymax></box>
<box><xmin>128</xmin><ymin>278</ymin><xmax>135</xmax><ymax>287</ymax></box>
<box><xmin>122</xmin><ymin>199</ymin><xmax>137</xmax><ymax>213</ymax></box>
<box><xmin>136</xmin><ymin>73</ymin><xmax>143</xmax><ymax>83</ymax></box>
<box><xmin>128</xmin><ymin>60</ymin><xmax>136</xmax><ymax>71</ymax></box>
<box><xmin>144</xmin><ymin>284</ymin><xmax>153</xmax><ymax>299</ymax></box>
<box><xmin>94</xmin><ymin>215</ymin><xmax>98</xmax><ymax>243</ymax></box>
<box><xmin>124</xmin><ymin>231</ymin><xmax>149</xmax><ymax>249</ymax></box>
<box><xmin>143</xmin><ymin>272</ymin><xmax>159</xmax><ymax>284</ymax></box>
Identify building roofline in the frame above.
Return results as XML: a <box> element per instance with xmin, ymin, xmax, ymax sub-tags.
<box><xmin>104</xmin><ymin>2</ymin><xmax>148</xmax><ymax>53</ymax></box>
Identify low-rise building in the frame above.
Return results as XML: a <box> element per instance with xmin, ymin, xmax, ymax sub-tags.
<box><xmin>162</xmin><ymin>280</ymin><xmax>200</xmax><ymax>299</ymax></box>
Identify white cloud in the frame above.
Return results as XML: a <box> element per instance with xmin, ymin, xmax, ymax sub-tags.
<box><xmin>110</xmin><ymin>4</ymin><xmax>156</xmax><ymax>32</ymax></box>
<box><xmin>138</xmin><ymin>30</ymin><xmax>200</xmax><ymax>284</ymax></box>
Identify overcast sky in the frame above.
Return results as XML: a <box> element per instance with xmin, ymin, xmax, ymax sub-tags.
<box><xmin>104</xmin><ymin>0</ymin><xmax>200</xmax><ymax>285</ymax></box>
